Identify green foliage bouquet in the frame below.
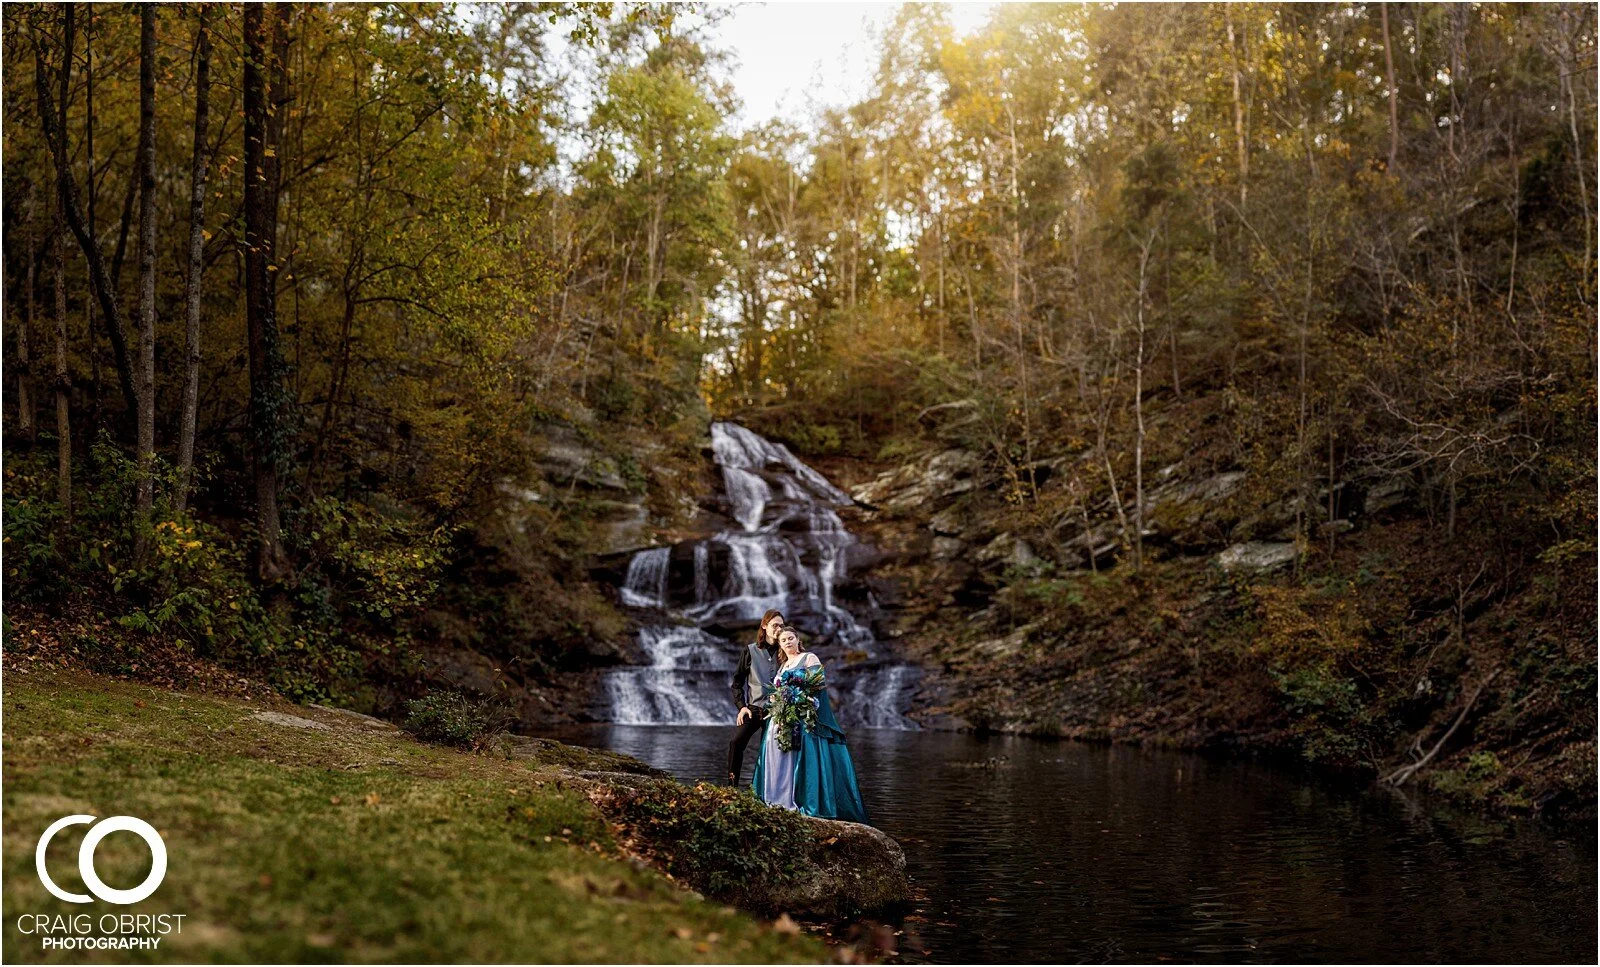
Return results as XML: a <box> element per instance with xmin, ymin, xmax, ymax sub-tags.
<box><xmin>769</xmin><ymin>666</ymin><xmax>825</xmax><ymax>752</ymax></box>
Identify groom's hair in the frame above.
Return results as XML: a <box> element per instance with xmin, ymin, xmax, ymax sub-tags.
<box><xmin>759</xmin><ymin>609</ymin><xmax>784</xmax><ymax>643</ymax></box>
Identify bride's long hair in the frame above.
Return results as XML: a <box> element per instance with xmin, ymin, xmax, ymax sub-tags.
<box><xmin>759</xmin><ymin>609</ymin><xmax>785</xmax><ymax>645</ymax></box>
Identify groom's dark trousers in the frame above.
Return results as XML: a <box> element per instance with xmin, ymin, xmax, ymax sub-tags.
<box><xmin>728</xmin><ymin>637</ymin><xmax>779</xmax><ymax>782</ymax></box>
<box><xmin>726</xmin><ymin>712</ymin><xmax>765</xmax><ymax>782</ymax></box>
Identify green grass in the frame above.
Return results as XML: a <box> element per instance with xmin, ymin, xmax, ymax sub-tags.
<box><xmin>2</xmin><ymin>669</ymin><xmax>824</xmax><ymax>963</ymax></box>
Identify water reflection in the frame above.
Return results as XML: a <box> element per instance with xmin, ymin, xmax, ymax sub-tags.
<box><xmin>551</xmin><ymin>724</ymin><xmax>1596</xmax><ymax>964</ymax></box>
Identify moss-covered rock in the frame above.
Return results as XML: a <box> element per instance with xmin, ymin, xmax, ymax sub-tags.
<box><xmin>583</xmin><ymin>772</ymin><xmax>910</xmax><ymax>918</ymax></box>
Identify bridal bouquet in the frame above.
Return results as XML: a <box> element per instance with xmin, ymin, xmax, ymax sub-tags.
<box><xmin>769</xmin><ymin>667</ymin><xmax>825</xmax><ymax>752</ymax></box>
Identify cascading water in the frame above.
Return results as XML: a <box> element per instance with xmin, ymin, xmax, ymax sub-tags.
<box><xmin>604</xmin><ymin>422</ymin><xmax>918</xmax><ymax>730</ymax></box>
<box><xmin>603</xmin><ymin>626</ymin><xmax>734</xmax><ymax>725</ymax></box>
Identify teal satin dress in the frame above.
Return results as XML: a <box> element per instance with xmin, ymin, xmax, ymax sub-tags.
<box><xmin>751</xmin><ymin>659</ymin><xmax>870</xmax><ymax>825</ymax></box>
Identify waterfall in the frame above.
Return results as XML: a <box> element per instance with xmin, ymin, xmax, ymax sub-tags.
<box><xmin>709</xmin><ymin>421</ymin><xmax>852</xmax><ymax>505</ymax></box>
<box><xmin>619</xmin><ymin>547</ymin><xmax>670</xmax><ymax>608</ymax></box>
<box><xmin>601</xmin><ymin>421</ymin><xmax>918</xmax><ymax>729</ymax></box>
<box><xmin>603</xmin><ymin>626</ymin><xmax>735</xmax><ymax>725</ymax></box>
<box><xmin>721</xmin><ymin>467</ymin><xmax>770</xmax><ymax>532</ymax></box>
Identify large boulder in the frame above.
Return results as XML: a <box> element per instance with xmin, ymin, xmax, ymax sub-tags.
<box><xmin>1215</xmin><ymin>541</ymin><xmax>1299</xmax><ymax>574</ymax></box>
<box><xmin>768</xmin><ymin>816</ymin><xmax>910</xmax><ymax>916</ymax></box>
<box><xmin>1113</xmin><ymin>467</ymin><xmax>1253</xmax><ymax>548</ymax></box>
<box><xmin>580</xmin><ymin>772</ymin><xmax>910</xmax><ymax>918</ymax></box>
<box><xmin>970</xmin><ymin>623</ymin><xmax>1037</xmax><ymax>660</ymax></box>
<box><xmin>976</xmin><ymin>532</ymin><xmax>1041</xmax><ymax>572</ymax></box>
<box><xmin>1232</xmin><ymin>495</ymin><xmax>1303</xmax><ymax>542</ymax></box>
<box><xmin>853</xmin><ymin>448</ymin><xmax>981</xmax><ymax>513</ymax></box>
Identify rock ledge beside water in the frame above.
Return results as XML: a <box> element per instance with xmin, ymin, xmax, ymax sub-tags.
<box><xmin>578</xmin><ymin>770</ymin><xmax>911</xmax><ymax>918</ymax></box>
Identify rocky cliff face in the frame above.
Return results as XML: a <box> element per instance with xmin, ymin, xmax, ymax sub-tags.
<box><xmin>829</xmin><ymin>442</ymin><xmax>1594</xmax><ymax>823</ymax></box>
<box><xmin>412</xmin><ymin>410</ymin><xmax>713</xmax><ymax>727</ymax></box>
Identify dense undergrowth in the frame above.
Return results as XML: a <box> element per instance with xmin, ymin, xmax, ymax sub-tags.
<box><xmin>3</xmin><ymin>393</ymin><xmax>707</xmax><ymax>714</ymax></box>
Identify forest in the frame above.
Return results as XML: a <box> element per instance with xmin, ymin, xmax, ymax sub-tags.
<box><xmin>4</xmin><ymin>3</ymin><xmax>1595</xmax><ymax>817</ymax></box>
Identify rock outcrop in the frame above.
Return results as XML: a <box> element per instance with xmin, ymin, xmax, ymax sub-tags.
<box><xmin>852</xmin><ymin>441</ymin><xmax>1417</xmax><ymax>577</ymax></box>
<box><xmin>579</xmin><ymin>771</ymin><xmax>911</xmax><ymax>918</ymax></box>
<box><xmin>853</xmin><ymin>448</ymin><xmax>981</xmax><ymax>511</ymax></box>
<box><xmin>1215</xmin><ymin>540</ymin><xmax>1299</xmax><ymax>574</ymax></box>
<box><xmin>766</xmin><ymin>816</ymin><xmax>910</xmax><ymax>917</ymax></box>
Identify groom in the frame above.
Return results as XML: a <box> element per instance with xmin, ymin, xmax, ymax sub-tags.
<box><xmin>726</xmin><ymin>609</ymin><xmax>784</xmax><ymax>786</ymax></box>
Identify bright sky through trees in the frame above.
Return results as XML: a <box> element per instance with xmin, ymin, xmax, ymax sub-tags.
<box><xmin>717</xmin><ymin>1</ymin><xmax>995</xmax><ymax>127</ymax></box>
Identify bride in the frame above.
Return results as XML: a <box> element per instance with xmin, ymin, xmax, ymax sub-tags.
<box><xmin>751</xmin><ymin>628</ymin><xmax>869</xmax><ymax>824</ymax></box>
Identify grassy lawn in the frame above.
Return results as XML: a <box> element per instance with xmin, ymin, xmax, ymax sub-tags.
<box><xmin>2</xmin><ymin>669</ymin><xmax>824</xmax><ymax>963</ymax></box>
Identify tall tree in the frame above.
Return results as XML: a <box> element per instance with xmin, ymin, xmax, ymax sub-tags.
<box><xmin>31</xmin><ymin>3</ymin><xmax>136</xmax><ymax>420</ymax></box>
<box><xmin>17</xmin><ymin>184</ymin><xmax>37</xmax><ymax>443</ymax></box>
<box><xmin>1225</xmin><ymin>3</ymin><xmax>1250</xmax><ymax>203</ymax></box>
<box><xmin>1380</xmin><ymin>2</ymin><xmax>1400</xmax><ymax>173</ymax></box>
<box><xmin>134</xmin><ymin>4</ymin><xmax>157</xmax><ymax>550</ymax></box>
<box><xmin>175</xmin><ymin>4</ymin><xmax>212</xmax><ymax>514</ymax></box>
<box><xmin>242</xmin><ymin>3</ymin><xmax>291</xmax><ymax>582</ymax></box>
<box><xmin>52</xmin><ymin>155</ymin><xmax>71</xmax><ymax>516</ymax></box>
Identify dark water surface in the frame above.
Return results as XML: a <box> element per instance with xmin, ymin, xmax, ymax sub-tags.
<box><xmin>551</xmin><ymin>724</ymin><xmax>1595</xmax><ymax>964</ymax></box>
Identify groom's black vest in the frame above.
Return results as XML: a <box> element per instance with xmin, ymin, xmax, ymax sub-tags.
<box><xmin>736</xmin><ymin>641</ymin><xmax>779</xmax><ymax>712</ymax></box>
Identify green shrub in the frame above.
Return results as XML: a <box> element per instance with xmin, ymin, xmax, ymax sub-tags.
<box><xmin>1269</xmin><ymin>662</ymin><xmax>1384</xmax><ymax>767</ymax></box>
<box><xmin>590</xmin><ymin>372</ymin><xmax>637</xmax><ymax>421</ymax></box>
<box><xmin>403</xmin><ymin>690</ymin><xmax>511</xmax><ymax>748</ymax></box>
<box><xmin>785</xmin><ymin>422</ymin><xmax>843</xmax><ymax>456</ymax></box>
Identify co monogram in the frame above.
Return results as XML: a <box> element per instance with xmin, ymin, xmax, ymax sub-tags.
<box><xmin>35</xmin><ymin>816</ymin><xmax>168</xmax><ymax>905</ymax></box>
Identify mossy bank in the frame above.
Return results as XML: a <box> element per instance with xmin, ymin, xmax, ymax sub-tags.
<box><xmin>1</xmin><ymin>667</ymin><xmax>901</xmax><ymax>963</ymax></box>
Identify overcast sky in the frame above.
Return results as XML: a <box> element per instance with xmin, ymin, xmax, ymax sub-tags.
<box><xmin>712</xmin><ymin>2</ymin><xmax>995</xmax><ymax>128</ymax></box>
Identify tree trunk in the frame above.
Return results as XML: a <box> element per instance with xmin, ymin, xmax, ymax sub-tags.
<box><xmin>1380</xmin><ymin>2</ymin><xmax>1400</xmax><ymax>173</ymax></box>
<box><xmin>1007</xmin><ymin>104</ymin><xmax>1037</xmax><ymax>500</ymax></box>
<box><xmin>243</xmin><ymin>3</ymin><xmax>292</xmax><ymax>583</ymax></box>
<box><xmin>1295</xmin><ymin>237</ymin><xmax>1314</xmax><ymax>571</ymax></box>
<box><xmin>1225</xmin><ymin>4</ymin><xmax>1249</xmax><ymax>205</ymax></box>
<box><xmin>1558</xmin><ymin>7</ymin><xmax>1592</xmax><ymax>291</ymax></box>
<box><xmin>18</xmin><ymin>186</ymin><xmax>37</xmax><ymax>443</ymax></box>
<box><xmin>1133</xmin><ymin>230</ymin><xmax>1154</xmax><ymax>572</ymax></box>
<box><xmin>32</xmin><ymin>5</ymin><xmax>138</xmax><ymax>422</ymax></box>
<box><xmin>53</xmin><ymin>177</ymin><xmax>72</xmax><ymax>518</ymax></box>
<box><xmin>84</xmin><ymin>5</ymin><xmax>99</xmax><ymax>430</ymax></box>
<box><xmin>936</xmin><ymin>209</ymin><xmax>946</xmax><ymax>355</ymax></box>
<box><xmin>109</xmin><ymin>166</ymin><xmax>137</xmax><ymax>301</ymax></box>
<box><xmin>1504</xmin><ymin>116</ymin><xmax>1521</xmax><ymax>316</ymax></box>
<box><xmin>134</xmin><ymin>4</ymin><xmax>158</xmax><ymax>553</ymax></box>
<box><xmin>176</xmin><ymin>4</ymin><xmax>212</xmax><ymax>514</ymax></box>
<box><xmin>1327</xmin><ymin>401</ymin><xmax>1338</xmax><ymax>555</ymax></box>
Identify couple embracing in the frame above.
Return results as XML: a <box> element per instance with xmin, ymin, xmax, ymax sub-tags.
<box><xmin>726</xmin><ymin>610</ymin><xmax>870</xmax><ymax>824</ymax></box>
